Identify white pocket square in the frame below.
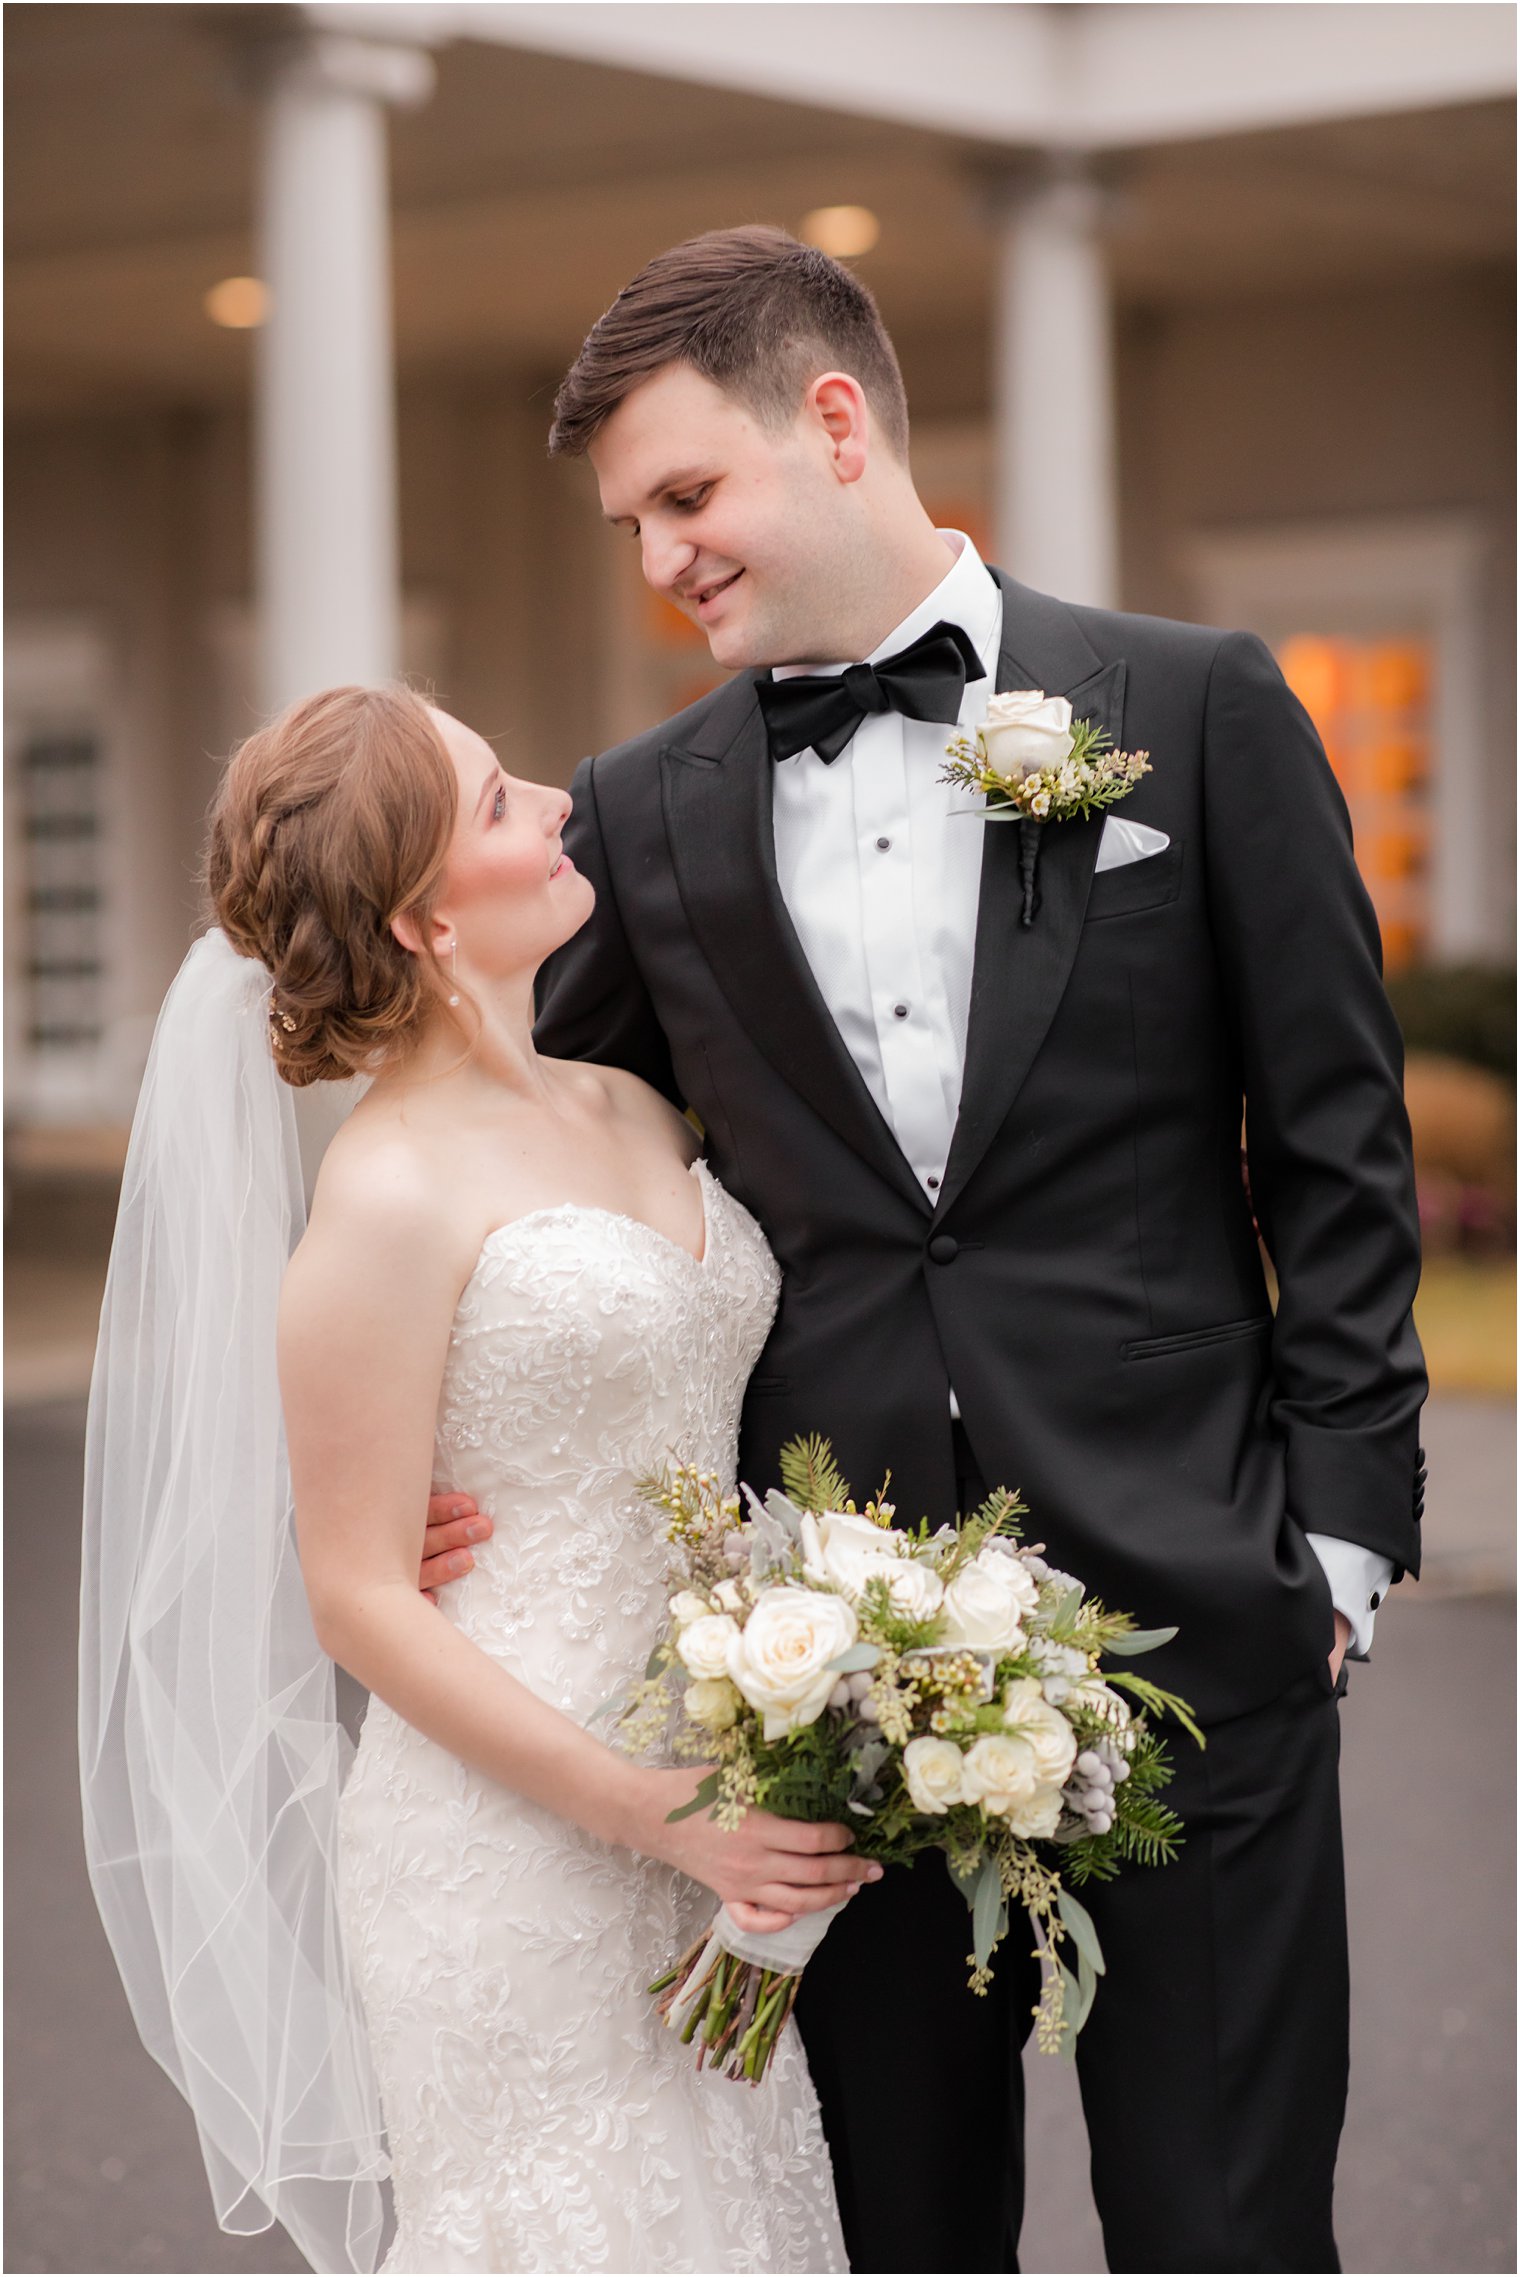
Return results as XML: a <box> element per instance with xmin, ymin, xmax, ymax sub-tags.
<box><xmin>1095</xmin><ymin>817</ymin><xmax>1170</xmax><ymax>874</ymax></box>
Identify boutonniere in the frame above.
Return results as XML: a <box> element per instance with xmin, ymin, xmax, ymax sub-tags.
<box><xmin>941</xmin><ymin>692</ymin><xmax>1152</xmax><ymax>927</ymax></box>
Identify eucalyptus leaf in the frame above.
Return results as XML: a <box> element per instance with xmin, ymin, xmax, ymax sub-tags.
<box><xmin>1102</xmin><ymin>1625</ymin><xmax>1179</xmax><ymax>1657</ymax></box>
<box><xmin>946</xmin><ymin>1851</ymin><xmax>981</xmax><ymax>1907</ymax></box>
<box><xmin>972</xmin><ymin>1856</ymin><xmax>1003</xmax><ymax>1969</ymax></box>
<box><xmin>1057</xmin><ymin>1962</ymin><xmax>1082</xmax><ymax>2061</ymax></box>
<box><xmin>587</xmin><ymin>1685</ymin><xmax>632</xmax><ymax>1724</ymax></box>
<box><xmin>827</xmin><ymin>1642</ymin><xmax>882</xmax><ymax>1674</ymax></box>
<box><xmin>663</xmin><ymin>1770</ymin><xmax>720</xmax><ymax>1824</ymax></box>
<box><xmin>1074</xmin><ymin>1949</ymin><xmax>1099</xmax><ymax>2033</ymax></box>
<box><xmin>644</xmin><ymin>1645</ymin><xmax>667</xmax><ymax>1682</ymax></box>
<box><xmin>1051</xmin><ymin>1584</ymin><xmax>1085</xmax><ymax>1630</ymax></box>
<box><xmin>1057</xmin><ymin>1888</ymin><xmax>1106</xmax><ymax>1977</ymax></box>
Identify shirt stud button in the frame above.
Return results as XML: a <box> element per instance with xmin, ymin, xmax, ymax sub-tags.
<box><xmin>927</xmin><ymin>1175</ymin><xmax>940</xmax><ymax>1189</ymax></box>
<box><xmin>893</xmin><ymin>1003</ymin><xmax>909</xmax><ymax>1019</ymax></box>
<box><xmin>876</xmin><ymin>836</ymin><xmax>891</xmax><ymax>851</ymax></box>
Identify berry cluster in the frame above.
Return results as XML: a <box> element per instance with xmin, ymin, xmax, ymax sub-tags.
<box><xmin>1060</xmin><ymin>1738</ymin><xmax>1131</xmax><ymax>1835</ymax></box>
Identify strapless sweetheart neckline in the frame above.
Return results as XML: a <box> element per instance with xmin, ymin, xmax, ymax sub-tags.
<box><xmin>471</xmin><ymin>1155</ymin><xmax>712</xmax><ymax>1282</ymax></box>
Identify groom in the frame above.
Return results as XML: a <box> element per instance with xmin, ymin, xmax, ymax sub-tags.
<box><xmin>434</xmin><ymin>227</ymin><xmax>1426</xmax><ymax>2271</ymax></box>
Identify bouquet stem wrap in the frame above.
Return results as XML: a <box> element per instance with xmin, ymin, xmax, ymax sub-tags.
<box><xmin>654</xmin><ymin>1901</ymin><xmax>846</xmax><ymax>2084</ymax></box>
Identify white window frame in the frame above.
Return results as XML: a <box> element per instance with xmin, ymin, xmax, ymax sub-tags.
<box><xmin>1184</xmin><ymin>513</ymin><xmax>1493</xmax><ymax>961</ymax></box>
<box><xmin>4</xmin><ymin>615</ymin><xmax>127</xmax><ymax>1125</ymax></box>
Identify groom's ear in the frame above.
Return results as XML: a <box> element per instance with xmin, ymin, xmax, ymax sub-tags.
<box><xmin>805</xmin><ymin>372</ymin><xmax>870</xmax><ymax>485</ymax></box>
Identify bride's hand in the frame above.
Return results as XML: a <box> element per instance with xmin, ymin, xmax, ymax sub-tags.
<box><xmin>630</xmin><ymin>1767</ymin><xmax>880</xmax><ymax>1920</ymax></box>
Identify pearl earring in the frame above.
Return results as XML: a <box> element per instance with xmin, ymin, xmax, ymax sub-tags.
<box><xmin>447</xmin><ymin>939</ymin><xmax>460</xmax><ymax>1008</ymax></box>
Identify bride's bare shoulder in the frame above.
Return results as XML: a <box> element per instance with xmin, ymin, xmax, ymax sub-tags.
<box><xmin>561</xmin><ymin>1061</ymin><xmax>701</xmax><ymax>1164</ymax></box>
<box><xmin>291</xmin><ymin>1106</ymin><xmax>475</xmax><ymax>1297</ymax></box>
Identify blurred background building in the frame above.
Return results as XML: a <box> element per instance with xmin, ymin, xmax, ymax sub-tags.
<box><xmin>4</xmin><ymin>9</ymin><xmax>1515</xmax><ymax>2270</ymax></box>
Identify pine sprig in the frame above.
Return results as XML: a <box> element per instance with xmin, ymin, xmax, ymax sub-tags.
<box><xmin>940</xmin><ymin>1487</ymin><xmax>1027</xmax><ymax>1580</ymax></box>
<box><xmin>778</xmin><ymin>1434</ymin><xmax>855</xmax><ymax>1516</ymax></box>
<box><xmin>1104</xmin><ymin>1670</ymin><xmax>1206</xmax><ymax>1749</ymax></box>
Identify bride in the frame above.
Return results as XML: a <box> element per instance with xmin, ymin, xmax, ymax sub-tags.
<box><xmin>80</xmin><ymin>685</ymin><xmax>856</xmax><ymax>2274</ymax></box>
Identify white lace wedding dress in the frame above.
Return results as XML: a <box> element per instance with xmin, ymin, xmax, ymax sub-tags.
<box><xmin>335</xmin><ymin>1159</ymin><xmax>846</xmax><ymax>2274</ymax></box>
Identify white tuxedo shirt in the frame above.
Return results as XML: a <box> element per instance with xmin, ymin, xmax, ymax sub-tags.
<box><xmin>769</xmin><ymin>532</ymin><xmax>1390</xmax><ymax>1654</ymax></box>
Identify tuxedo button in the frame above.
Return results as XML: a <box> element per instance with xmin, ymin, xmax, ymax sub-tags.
<box><xmin>928</xmin><ymin>1235</ymin><xmax>959</xmax><ymax>1265</ymax></box>
<box><xmin>893</xmin><ymin>1002</ymin><xmax>909</xmax><ymax>1019</ymax></box>
<box><xmin>876</xmin><ymin>836</ymin><xmax>891</xmax><ymax>851</ymax></box>
<box><xmin>1370</xmin><ymin>1591</ymin><xmax>1383</xmax><ymax>1611</ymax></box>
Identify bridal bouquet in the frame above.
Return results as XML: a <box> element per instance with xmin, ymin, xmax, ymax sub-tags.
<box><xmin>608</xmin><ymin>1438</ymin><xmax>1200</xmax><ymax>2085</ymax></box>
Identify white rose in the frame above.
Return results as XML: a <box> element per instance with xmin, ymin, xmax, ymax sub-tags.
<box><xmin>939</xmin><ymin>1560</ymin><xmax>1029</xmax><ymax>1654</ymax></box>
<box><xmin>1001</xmin><ymin>1675</ymin><xmax>1078</xmax><ymax>1786</ymax></box>
<box><xmin>683</xmin><ymin>1677</ymin><xmax>739</xmax><ymax>1732</ymax></box>
<box><xmin>974</xmin><ymin>1545</ymin><xmax>1040</xmax><ymax>1620</ymax></box>
<box><xmin>960</xmin><ymin>1731</ymin><xmax>1041</xmax><ymax>1817</ymax></box>
<box><xmin>1002</xmin><ymin>1783</ymin><xmax>1064</xmax><ymax>1840</ymax></box>
<box><xmin>801</xmin><ymin>1508</ymin><xmax>914</xmax><ymax>1601</ymax></box>
<box><xmin>713</xmin><ymin>1579</ymin><xmax>745</xmax><ymax>1613</ymax></box>
<box><xmin>726</xmin><ymin>1586</ymin><xmax>858</xmax><ymax>1740</ymax></box>
<box><xmin>1068</xmin><ymin>1678</ymin><xmax>1137</xmax><ymax>1752</ymax></box>
<box><xmin>668</xmin><ymin>1590</ymin><xmax>709</xmax><ymax>1627</ymax></box>
<box><xmin>979</xmin><ymin>690</ymin><xmax>1074</xmax><ymax>781</ymax></box>
<box><xmin>677</xmin><ymin>1613</ymin><xmax>740</xmax><ymax>1679</ymax></box>
<box><xmin>876</xmin><ymin>1555</ymin><xmax>945</xmax><ymax>1622</ymax></box>
<box><xmin>902</xmin><ymin>1736</ymin><xmax>967</xmax><ymax>1816</ymax></box>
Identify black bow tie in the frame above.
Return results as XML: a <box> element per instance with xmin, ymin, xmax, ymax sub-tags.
<box><xmin>756</xmin><ymin>619</ymin><xmax>987</xmax><ymax>766</ymax></box>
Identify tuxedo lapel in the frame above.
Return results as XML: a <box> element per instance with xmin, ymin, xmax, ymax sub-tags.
<box><xmin>661</xmin><ymin>678</ymin><xmax>930</xmax><ymax>1214</ymax></box>
<box><xmin>936</xmin><ymin>580</ymin><xmax>1127</xmax><ymax>1218</ymax></box>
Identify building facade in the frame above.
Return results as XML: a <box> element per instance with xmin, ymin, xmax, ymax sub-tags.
<box><xmin>5</xmin><ymin>2</ymin><xmax>1515</xmax><ymax>1133</ymax></box>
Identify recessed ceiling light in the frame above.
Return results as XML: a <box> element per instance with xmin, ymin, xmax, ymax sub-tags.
<box><xmin>204</xmin><ymin>276</ymin><xmax>269</xmax><ymax>330</ymax></box>
<box><xmin>800</xmin><ymin>206</ymin><xmax>880</xmax><ymax>259</ymax></box>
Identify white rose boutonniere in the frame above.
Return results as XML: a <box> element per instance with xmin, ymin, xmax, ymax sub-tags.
<box><xmin>942</xmin><ymin>689</ymin><xmax>1152</xmax><ymax>928</ymax></box>
<box><xmin>979</xmin><ymin>690</ymin><xmax>1076</xmax><ymax>780</ymax></box>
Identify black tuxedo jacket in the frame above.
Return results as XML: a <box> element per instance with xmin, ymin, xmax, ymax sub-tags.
<box><xmin>536</xmin><ymin>570</ymin><xmax>1426</xmax><ymax>1720</ymax></box>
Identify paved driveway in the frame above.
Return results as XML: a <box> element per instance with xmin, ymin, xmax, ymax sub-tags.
<box><xmin>6</xmin><ymin>1399</ymin><xmax>1514</xmax><ymax>2274</ymax></box>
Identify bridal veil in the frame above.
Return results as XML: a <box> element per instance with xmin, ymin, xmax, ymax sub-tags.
<box><xmin>78</xmin><ymin>927</ymin><xmax>389</xmax><ymax>2273</ymax></box>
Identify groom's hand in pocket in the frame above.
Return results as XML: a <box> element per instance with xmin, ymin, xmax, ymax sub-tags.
<box><xmin>420</xmin><ymin>1491</ymin><xmax>493</xmax><ymax>1602</ymax></box>
<box><xmin>1329</xmin><ymin>1610</ymin><xmax>1353</xmax><ymax>1685</ymax></box>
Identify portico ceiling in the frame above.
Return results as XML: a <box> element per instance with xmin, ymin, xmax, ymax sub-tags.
<box><xmin>5</xmin><ymin>3</ymin><xmax>1514</xmax><ymax>417</ymax></box>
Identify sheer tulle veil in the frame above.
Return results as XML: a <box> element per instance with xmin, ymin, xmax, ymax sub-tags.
<box><xmin>78</xmin><ymin>927</ymin><xmax>389</xmax><ymax>2273</ymax></box>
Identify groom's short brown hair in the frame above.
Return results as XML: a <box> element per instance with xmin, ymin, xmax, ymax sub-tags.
<box><xmin>549</xmin><ymin>225</ymin><xmax>910</xmax><ymax>461</ymax></box>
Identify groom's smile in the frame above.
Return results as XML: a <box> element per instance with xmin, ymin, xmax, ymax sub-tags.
<box><xmin>587</xmin><ymin>360</ymin><xmax>868</xmax><ymax>672</ymax></box>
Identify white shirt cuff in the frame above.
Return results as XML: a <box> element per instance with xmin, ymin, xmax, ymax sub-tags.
<box><xmin>1305</xmin><ymin>1533</ymin><xmax>1396</xmax><ymax>1659</ymax></box>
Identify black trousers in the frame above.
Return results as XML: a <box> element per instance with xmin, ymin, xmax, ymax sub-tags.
<box><xmin>794</xmin><ymin>1432</ymin><xmax>1350</xmax><ymax>2275</ymax></box>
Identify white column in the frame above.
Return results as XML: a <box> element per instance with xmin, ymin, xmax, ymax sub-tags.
<box><xmin>255</xmin><ymin>34</ymin><xmax>433</xmax><ymax>715</ymax></box>
<box><xmin>990</xmin><ymin>160</ymin><xmax>1119</xmax><ymax>610</ymax></box>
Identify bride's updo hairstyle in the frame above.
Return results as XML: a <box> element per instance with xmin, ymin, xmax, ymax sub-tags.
<box><xmin>207</xmin><ymin>684</ymin><xmax>458</xmax><ymax>1087</ymax></box>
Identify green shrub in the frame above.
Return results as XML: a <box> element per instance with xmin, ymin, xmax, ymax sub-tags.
<box><xmin>1387</xmin><ymin>964</ymin><xmax>1515</xmax><ymax>1085</ymax></box>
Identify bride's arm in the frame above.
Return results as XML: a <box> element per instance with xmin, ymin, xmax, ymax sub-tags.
<box><xmin>280</xmin><ymin>1166</ymin><xmax>873</xmax><ymax>1924</ymax></box>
